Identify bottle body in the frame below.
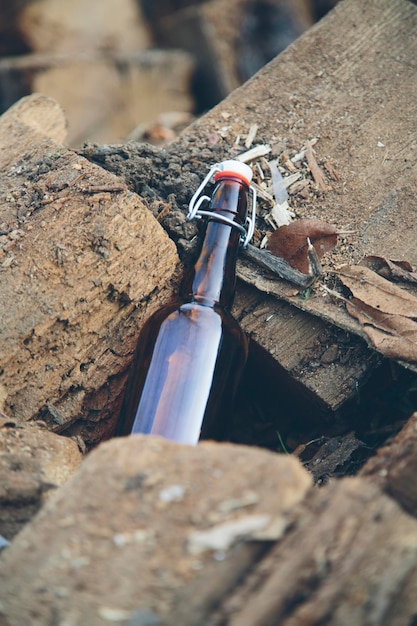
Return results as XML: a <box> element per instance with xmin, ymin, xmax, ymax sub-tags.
<box><xmin>117</xmin><ymin>300</ymin><xmax>247</xmax><ymax>443</ymax></box>
<box><xmin>116</xmin><ymin>161</ymin><xmax>253</xmax><ymax>444</ymax></box>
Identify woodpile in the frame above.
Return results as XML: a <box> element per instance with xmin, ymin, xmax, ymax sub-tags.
<box><xmin>1</xmin><ymin>0</ymin><xmax>417</xmax><ymax>624</ymax></box>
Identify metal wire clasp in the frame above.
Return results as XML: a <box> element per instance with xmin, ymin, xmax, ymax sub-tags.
<box><xmin>187</xmin><ymin>163</ymin><xmax>257</xmax><ymax>248</ymax></box>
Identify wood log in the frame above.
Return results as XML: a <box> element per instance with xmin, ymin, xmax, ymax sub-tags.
<box><xmin>0</xmin><ymin>94</ymin><xmax>179</xmax><ymax>446</ymax></box>
<box><xmin>0</xmin><ymin>50</ymin><xmax>195</xmax><ymax>146</ymax></box>
<box><xmin>0</xmin><ymin>1</ymin><xmax>31</xmax><ymax>56</ymax></box>
<box><xmin>0</xmin><ymin>436</ymin><xmax>312</xmax><ymax>625</ymax></box>
<box><xmin>188</xmin><ymin>478</ymin><xmax>417</xmax><ymax>626</ymax></box>
<box><xmin>0</xmin><ymin>417</ymin><xmax>82</xmax><ymax>540</ymax></box>
<box><xmin>361</xmin><ymin>412</ymin><xmax>417</xmax><ymax>518</ymax></box>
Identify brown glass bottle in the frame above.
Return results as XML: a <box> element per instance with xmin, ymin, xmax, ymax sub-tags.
<box><xmin>116</xmin><ymin>160</ymin><xmax>254</xmax><ymax>444</ymax></box>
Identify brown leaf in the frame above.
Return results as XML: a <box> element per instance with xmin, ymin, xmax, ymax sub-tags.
<box><xmin>267</xmin><ymin>219</ymin><xmax>337</xmax><ymax>274</ymax></box>
<box><xmin>339</xmin><ymin>265</ymin><xmax>417</xmax><ymax>362</ymax></box>
<box><xmin>338</xmin><ymin>265</ymin><xmax>417</xmax><ymax>318</ymax></box>
<box><xmin>346</xmin><ymin>299</ymin><xmax>417</xmax><ymax>362</ymax></box>
<box><xmin>347</xmin><ymin>298</ymin><xmax>417</xmax><ymax>339</ymax></box>
<box><xmin>361</xmin><ymin>256</ymin><xmax>417</xmax><ymax>286</ymax></box>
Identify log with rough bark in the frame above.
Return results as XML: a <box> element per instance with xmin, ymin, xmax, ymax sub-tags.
<box><xmin>361</xmin><ymin>412</ymin><xmax>417</xmax><ymax>518</ymax></box>
<box><xmin>0</xmin><ymin>416</ymin><xmax>82</xmax><ymax>539</ymax></box>
<box><xmin>0</xmin><ymin>94</ymin><xmax>179</xmax><ymax>446</ymax></box>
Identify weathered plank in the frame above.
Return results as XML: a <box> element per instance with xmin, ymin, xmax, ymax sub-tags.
<box><xmin>232</xmin><ymin>282</ymin><xmax>375</xmax><ymax>411</ymax></box>
<box><xmin>185</xmin><ymin>0</ymin><xmax>417</xmax><ymax>370</ymax></box>
<box><xmin>0</xmin><ymin>94</ymin><xmax>179</xmax><ymax>445</ymax></box>
<box><xmin>211</xmin><ymin>0</ymin><xmax>417</xmax><ymax>361</ymax></box>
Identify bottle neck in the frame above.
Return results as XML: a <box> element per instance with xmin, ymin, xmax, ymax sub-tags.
<box><xmin>183</xmin><ymin>177</ymin><xmax>249</xmax><ymax>309</ymax></box>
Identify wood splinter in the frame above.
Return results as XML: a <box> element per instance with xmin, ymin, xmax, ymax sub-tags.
<box><xmin>243</xmin><ymin>239</ymin><xmax>322</xmax><ymax>288</ymax></box>
<box><xmin>306</xmin><ymin>140</ymin><xmax>328</xmax><ymax>192</ymax></box>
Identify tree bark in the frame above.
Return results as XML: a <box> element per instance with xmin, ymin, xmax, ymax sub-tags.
<box><xmin>0</xmin><ymin>94</ymin><xmax>179</xmax><ymax>446</ymax></box>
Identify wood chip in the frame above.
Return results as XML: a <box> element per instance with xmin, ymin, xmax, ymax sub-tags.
<box><xmin>305</xmin><ymin>140</ymin><xmax>328</xmax><ymax>192</ymax></box>
<box><xmin>242</xmin><ymin>245</ymin><xmax>316</xmax><ymax>288</ymax></box>
<box><xmin>323</xmin><ymin>160</ymin><xmax>339</xmax><ymax>181</ymax></box>
<box><xmin>245</xmin><ymin>124</ymin><xmax>258</xmax><ymax>149</ymax></box>
<box><xmin>236</xmin><ymin>144</ymin><xmax>271</xmax><ymax>163</ymax></box>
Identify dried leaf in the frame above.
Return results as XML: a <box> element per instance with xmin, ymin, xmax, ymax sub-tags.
<box><xmin>338</xmin><ymin>265</ymin><xmax>417</xmax><ymax>362</ymax></box>
<box><xmin>346</xmin><ymin>300</ymin><xmax>417</xmax><ymax>362</ymax></box>
<box><xmin>361</xmin><ymin>255</ymin><xmax>417</xmax><ymax>286</ymax></box>
<box><xmin>338</xmin><ymin>265</ymin><xmax>417</xmax><ymax>318</ymax></box>
<box><xmin>347</xmin><ymin>298</ymin><xmax>417</xmax><ymax>339</ymax></box>
<box><xmin>267</xmin><ymin>219</ymin><xmax>337</xmax><ymax>274</ymax></box>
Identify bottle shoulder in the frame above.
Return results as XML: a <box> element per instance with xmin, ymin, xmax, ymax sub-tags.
<box><xmin>142</xmin><ymin>299</ymin><xmax>243</xmax><ymax>339</ymax></box>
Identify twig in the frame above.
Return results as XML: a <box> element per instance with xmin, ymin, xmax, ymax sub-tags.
<box><xmin>67</xmin><ymin>172</ymin><xmax>87</xmax><ymax>187</ymax></box>
<box><xmin>323</xmin><ymin>160</ymin><xmax>339</xmax><ymax>181</ymax></box>
<box><xmin>81</xmin><ymin>184</ymin><xmax>125</xmax><ymax>194</ymax></box>
<box><xmin>307</xmin><ymin>237</ymin><xmax>322</xmax><ymax>278</ymax></box>
<box><xmin>251</xmin><ymin>182</ymin><xmax>275</xmax><ymax>206</ymax></box>
<box><xmin>320</xmin><ymin>284</ymin><xmax>349</xmax><ymax>302</ymax></box>
<box><xmin>242</xmin><ymin>244</ymin><xmax>317</xmax><ymax>288</ymax></box>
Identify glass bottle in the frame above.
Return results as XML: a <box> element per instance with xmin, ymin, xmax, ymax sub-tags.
<box><xmin>116</xmin><ymin>160</ymin><xmax>256</xmax><ymax>444</ymax></box>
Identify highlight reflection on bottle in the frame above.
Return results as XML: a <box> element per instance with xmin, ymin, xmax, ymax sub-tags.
<box><xmin>116</xmin><ymin>160</ymin><xmax>255</xmax><ymax>444</ymax></box>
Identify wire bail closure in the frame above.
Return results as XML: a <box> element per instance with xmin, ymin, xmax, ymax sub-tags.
<box><xmin>187</xmin><ymin>163</ymin><xmax>257</xmax><ymax>248</ymax></box>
